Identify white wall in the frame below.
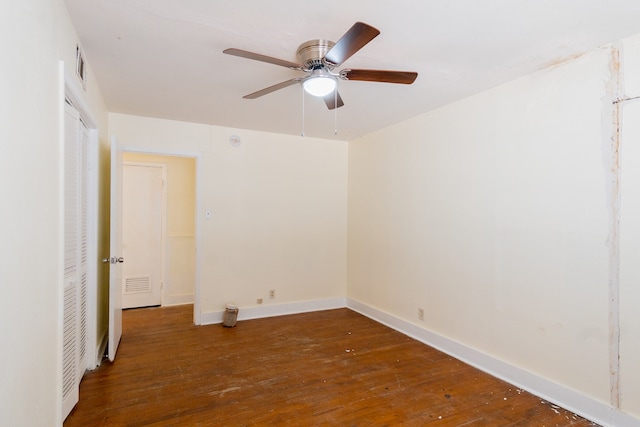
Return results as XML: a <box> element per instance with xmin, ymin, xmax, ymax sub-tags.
<box><xmin>348</xmin><ymin>39</ymin><xmax>640</xmax><ymax>423</ymax></box>
<box><xmin>110</xmin><ymin>114</ymin><xmax>348</xmax><ymax>319</ymax></box>
<box><xmin>619</xmin><ymin>34</ymin><xmax>640</xmax><ymax>420</ymax></box>
<box><xmin>0</xmin><ymin>0</ymin><xmax>108</xmax><ymax>425</ymax></box>
<box><xmin>0</xmin><ymin>2</ymin><xmax>61</xmax><ymax>424</ymax></box>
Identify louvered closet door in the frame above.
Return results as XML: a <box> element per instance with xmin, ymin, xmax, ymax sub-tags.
<box><xmin>62</xmin><ymin>101</ymin><xmax>89</xmax><ymax>420</ymax></box>
<box><xmin>78</xmin><ymin>117</ymin><xmax>89</xmax><ymax>376</ymax></box>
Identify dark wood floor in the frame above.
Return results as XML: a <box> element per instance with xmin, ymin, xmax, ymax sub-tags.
<box><xmin>65</xmin><ymin>305</ymin><xmax>598</xmax><ymax>426</ymax></box>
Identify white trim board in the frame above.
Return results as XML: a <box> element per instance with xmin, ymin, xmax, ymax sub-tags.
<box><xmin>346</xmin><ymin>298</ymin><xmax>639</xmax><ymax>427</ymax></box>
<box><xmin>199</xmin><ymin>297</ymin><xmax>347</xmax><ymax>325</ymax></box>
<box><xmin>163</xmin><ymin>294</ymin><xmax>194</xmax><ymax>307</ymax></box>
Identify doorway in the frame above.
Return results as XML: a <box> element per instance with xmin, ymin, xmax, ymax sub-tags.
<box><xmin>121</xmin><ymin>152</ymin><xmax>197</xmax><ymax>309</ymax></box>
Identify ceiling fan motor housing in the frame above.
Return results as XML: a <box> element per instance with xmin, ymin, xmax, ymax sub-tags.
<box><xmin>297</xmin><ymin>39</ymin><xmax>335</xmax><ymax>71</ymax></box>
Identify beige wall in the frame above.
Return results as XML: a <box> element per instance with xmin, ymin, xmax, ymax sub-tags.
<box><xmin>110</xmin><ymin>114</ymin><xmax>349</xmax><ymax>317</ymax></box>
<box><xmin>348</xmin><ymin>38</ymin><xmax>640</xmax><ymax>421</ymax></box>
<box><xmin>123</xmin><ymin>153</ymin><xmax>197</xmax><ymax>304</ymax></box>
<box><xmin>619</xmin><ymin>34</ymin><xmax>640</xmax><ymax>419</ymax></box>
<box><xmin>0</xmin><ymin>0</ymin><xmax>109</xmax><ymax>425</ymax></box>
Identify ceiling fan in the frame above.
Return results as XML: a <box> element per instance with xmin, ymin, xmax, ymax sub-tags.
<box><xmin>223</xmin><ymin>22</ymin><xmax>418</xmax><ymax>110</ymax></box>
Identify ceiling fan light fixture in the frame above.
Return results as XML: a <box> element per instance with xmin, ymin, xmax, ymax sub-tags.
<box><xmin>303</xmin><ymin>69</ymin><xmax>337</xmax><ymax>97</ymax></box>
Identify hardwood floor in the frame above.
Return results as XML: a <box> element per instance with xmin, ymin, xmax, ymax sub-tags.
<box><xmin>65</xmin><ymin>305</ymin><xmax>598</xmax><ymax>426</ymax></box>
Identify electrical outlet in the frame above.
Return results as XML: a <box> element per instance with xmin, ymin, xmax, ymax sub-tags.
<box><xmin>418</xmin><ymin>307</ymin><xmax>424</xmax><ymax>321</ymax></box>
<box><xmin>269</xmin><ymin>289</ymin><xmax>275</xmax><ymax>299</ymax></box>
<box><xmin>257</xmin><ymin>298</ymin><xmax>263</xmax><ymax>304</ymax></box>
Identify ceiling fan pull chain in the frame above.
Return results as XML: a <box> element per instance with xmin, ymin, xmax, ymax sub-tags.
<box><xmin>334</xmin><ymin>90</ymin><xmax>338</xmax><ymax>135</ymax></box>
<box><xmin>301</xmin><ymin>87</ymin><xmax>305</xmax><ymax>137</ymax></box>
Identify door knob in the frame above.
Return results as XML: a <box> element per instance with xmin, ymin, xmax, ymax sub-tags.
<box><xmin>102</xmin><ymin>257</ymin><xmax>125</xmax><ymax>264</ymax></box>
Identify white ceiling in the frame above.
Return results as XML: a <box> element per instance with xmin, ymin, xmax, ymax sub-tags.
<box><xmin>64</xmin><ymin>0</ymin><xmax>640</xmax><ymax>141</ymax></box>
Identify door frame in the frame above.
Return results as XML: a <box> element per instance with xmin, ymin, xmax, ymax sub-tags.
<box><xmin>108</xmin><ymin>135</ymin><xmax>124</xmax><ymax>362</ymax></box>
<box><xmin>122</xmin><ymin>161</ymin><xmax>167</xmax><ymax>308</ymax></box>
<box><xmin>119</xmin><ymin>147</ymin><xmax>201</xmax><ymax>325</ymax></box>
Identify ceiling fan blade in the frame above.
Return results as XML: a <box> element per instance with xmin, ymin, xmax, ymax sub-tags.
<box><xmin>243</xmin><ymin>78</ymin><xmax>302</xmax><ymax>99</ymax></box>
<box><xmin>323</xmin><ymin>22</ymin><xmax>380</xmax><ymax>67</ymax></box>
<box><xmin>223</xmin><ymin>48</ymin><xmax>302</xmax><ymax>70</ymax></box>
<box><xmin>340</xmin><ymin>69</ymin><xmax>418</xmax><ymax>84</ymax></box>
<box><xmin>323</xmin><ymin>91</ymin><xmax>344</xmax><ymax>110</ymax></box>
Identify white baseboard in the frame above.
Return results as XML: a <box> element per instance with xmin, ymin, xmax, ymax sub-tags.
<box><xmin>163</xmin><ymin>293</ymin><xmax>194</xmax><ymax>307</ymax></box>
<box><xmin>199</xmin><ymin>297</ymin><xmax>347</xmax><ymax>325</ymax></box>
<box><xmin>346</xmin><ymin>298</ymin><xmax>639</xmax><ymax>427</ymax></box>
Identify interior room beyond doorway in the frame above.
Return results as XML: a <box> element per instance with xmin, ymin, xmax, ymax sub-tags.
<box><xmin>122</xmin><ymin>152</ymin><xmax>196</xmax><ymax>309</ymax></box>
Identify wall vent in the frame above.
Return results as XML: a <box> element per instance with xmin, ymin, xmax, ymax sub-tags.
<box><xmin>75</xmin><ymin>44</ymin><xmax>86</xmax><ymax>90</ymax></box>
<box><xmin>125</xmin><ymin>276</ymin><xmax>151</xmax><ymax>294</ymax></box>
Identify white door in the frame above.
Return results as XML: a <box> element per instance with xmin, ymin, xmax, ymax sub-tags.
<box><xmin>122</xmin><ymin>163</ymin><xmax>164</xmax><ymax>308</ymax></box>
<box><xmin>107</xmin><ymin>136</ymin><xmax>124</xmax><ymax>362</ymax></box>
<box><xmin>62</xmin><ymin>101</ymin><xmax>84</xmax><ymax>418</ymax></box>
<box><xmin>61</xmin><ymin>95</ymin><xmax>99</xmax><ymax>421</ymax></box>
